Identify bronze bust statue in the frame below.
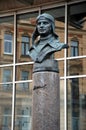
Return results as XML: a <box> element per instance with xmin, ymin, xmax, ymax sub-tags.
<box><xmin>27</xmin><ymin>13</ymin><xmax>68</xmax><ymax>63</ymax></box>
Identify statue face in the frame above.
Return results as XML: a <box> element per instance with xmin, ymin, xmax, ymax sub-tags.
<box><xmin>37</xmin><ymin>17</ymin><xmax>52</xmax><ymax>36</ymax></box>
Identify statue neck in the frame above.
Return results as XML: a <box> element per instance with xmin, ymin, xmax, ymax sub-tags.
<box><xmin>40</xmin><ymin>34</ymin><xmax>53</xmax><ymax>41</ymax></box>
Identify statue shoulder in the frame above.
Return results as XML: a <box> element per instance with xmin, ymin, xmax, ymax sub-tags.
<box><xmin>49</xmin><ymin>38</ymin><xmax>60</xmax><ymax>48</ymax></box>
<box><xmin>49</xmin><ymin>38</ymin><xmax>69</xmax><ymax>49</ymax></box>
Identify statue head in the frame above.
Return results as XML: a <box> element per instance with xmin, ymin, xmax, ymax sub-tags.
<box><xmin>32</xmin><ymin>13</ymin><xmax>58</xmax><ymax>44</ymax></box>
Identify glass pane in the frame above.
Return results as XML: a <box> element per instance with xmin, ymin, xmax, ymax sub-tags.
<box><xmin>67</xmin><ymin>58</ymin><xmax>86</xmax><ymax>76</ymax></box>
<box><xmin>68</xmin><ymin>1</ymin><xmax>86</xmax><ymax>57</ymax></box>
<box><xmin>42</xmin><ymin>6</ymin><xmax>65</xmax><ymax>59</ymax></box>
<box><xmin>16</xmin><ymin>11</ymin><xmax>39</xmax><ymax>63</ymax></box>
<box><xmin>0</xmin><ymin>83</ymin><xmax>12</xmax><ymax>130</ymax></box>
<box><xmin>15</xmin><ymin>64</ymin><xmax>33</xmax><ymax>81</ymax></box>
<box><xmin>0</xmin><ymin>16</ymin><xmax>14</xmax><ymax>64</ymax></box>
<box><xmin>15</xmin><ymin>82</ymin><xmax>32</xmax><ymax>130</ymax></box>
<box><xmin>21</xmin><ymin>43</ymin><xmax>24</xmax><ymax>55</ymax></box>
<box><xmin>22</xmin><ymin>36</ymin><xmax>29</xmax><ymax>43</ymax></box>
<box><xmin>67</xmin><ymin>77</ymin><xmax>86</xmax><ymax>130</ymax></box>
<box><xmin>0</xmin><ymin>67</ymin><xmax>13</xmax><ymax>83</ymax></box>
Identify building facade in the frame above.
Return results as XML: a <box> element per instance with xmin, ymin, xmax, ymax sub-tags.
<box><xmin>0</xmin><ymin>0</ymin><xmax>86</xmax><ymax>130</ymax></box>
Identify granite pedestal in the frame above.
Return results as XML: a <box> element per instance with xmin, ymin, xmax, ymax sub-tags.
<box><xmin>32</xmin><ymin>60</ymin><xmax>60</xmax><ymax>130</ymax></box>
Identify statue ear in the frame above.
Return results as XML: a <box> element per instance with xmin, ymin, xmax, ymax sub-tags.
<box><xmin>32</xmin><ymin>28</ymin><xmax>39</xmax><ymax>45</ymax></box>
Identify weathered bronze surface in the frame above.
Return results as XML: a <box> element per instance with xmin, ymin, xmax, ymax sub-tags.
<box><xmin>33</xmin><ymin>59</ymin><xmax>59</xmax><ymax>73</ymax></box>
<box><xmin>27</xmin><ymin>13</ymin><xmax>68</xmax><ymax>63</ymax></box>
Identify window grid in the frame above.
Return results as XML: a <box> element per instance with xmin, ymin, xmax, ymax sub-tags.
<box><xmin>0</xmin><ymin>1</ymin><xmax>86</xmax><ymax>130</ymax></box>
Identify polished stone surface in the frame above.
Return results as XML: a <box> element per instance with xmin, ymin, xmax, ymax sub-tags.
<box><xmin>32</xmin><ymin>71</ymin><xmax>60</xmax><ymax>130</ymax></box>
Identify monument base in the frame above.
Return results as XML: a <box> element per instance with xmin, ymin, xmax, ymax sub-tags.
<box><xmin>32</xmin><ymin>60</ymin><xmax>60</xmax><ymax>130</ymax></box>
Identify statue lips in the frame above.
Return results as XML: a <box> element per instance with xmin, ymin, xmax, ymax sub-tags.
<box><xmin>38</xmin><ymin>28</ymin><xmax>47</xmax><ymax>34</ymax></box>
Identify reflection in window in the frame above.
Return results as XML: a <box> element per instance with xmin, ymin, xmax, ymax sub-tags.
<box><xmin>17</xmin><ymin>117</ymin><xmax>31</xmax><ymax>130</ymax></box>
<box><xmin>3</xmin><ymin>69</ymin><xmax>12</xmax><ymax>90</ymax></box>
<box><xmin>21</xmin><ymin>35</ymin><xmax>30</xmax><ymax>56</ymax></box>
<box><xmin>71</xmin><ymin>77</ymin><xmax>80</xmax><ymax>130</ymax></box>
<box><xmin>2</xmin><ymin>107</ymin><xmax>11</xmax><ymax>130</ymax></box>
<box><xmin>3</xmin><ymin>69</ymin><xmax>12</xmax><ymax>82</ymax></box>
<box><xmin>70</xmin><ymin>40</ymin><xmax>79</xmax><ymax>56</ymax></box>
<box><xmin>4</xmin><ymin>33</ymin><xmax>13</xmax><ymax>54</ymax></box>
<box><xmin>21</xmin><ymin>71</ymin><xmax>29</xmax><ymax>90</ymax></box>
<box><xmin>81</xmin><ymin>95</ymin><xmax>86</xmax><ymax>109</ymax></box>
<box><xmin>21</xmin><ymin>71</ymin><xmax>28</xmax><ymax>80</ymax></box>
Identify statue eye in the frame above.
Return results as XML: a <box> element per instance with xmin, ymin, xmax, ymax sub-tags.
<box><xmin>37</xmin><ymin>22</ymin><xmax>41</xmax><ymax>25</ymax></box>
<box><xmin>43</xmin><ymin>21</ymin><xmax>49</xmax><ymax>24</ymax></box>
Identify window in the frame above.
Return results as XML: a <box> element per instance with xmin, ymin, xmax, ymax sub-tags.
<box><xmin>21</xmin><ymin>71</ymin><xmax>29</xmax><ymax>90</ymax></box>
<box><xmin>3</xmin><ymin>69</ymin><xmax>12</xmax><ymax>90</ymax></box>
<box><xmin>2</xmin><ymin>107</ymin><xmax>11</xmax><ymax>130</ymax></box>
<box><xmin>71</xmin><ymin>77</ymin><xmax>79</xmax><ymax>130</ymax></box>
<box><xmin>21</xmin><ymin>71</ymin><xmax>28</xmax><ymax>80</ymax></box>
<box><xmin>70</xmin><ymin>40</ymin><xmax>79</xmax><ymax>56</ymax></box>
<box><xmin>21</xmin><ymin>35</ymin><xmax>30</xmax><ymax>56</ymax></box>
<box><xmin>4</xmin><ymin>33</ymin><xmax>13</xmax><ymax>54</ymax></box>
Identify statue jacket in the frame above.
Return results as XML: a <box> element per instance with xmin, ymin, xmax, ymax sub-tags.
<box><xmin>27</xmin><ymin>36</ymin><xmax>68</xmax><ymax>62</ymax></box>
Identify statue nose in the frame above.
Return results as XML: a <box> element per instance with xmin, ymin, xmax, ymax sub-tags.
<box><xmin>40</xmin><ymin>22</ymin><xmax>44</xmax><ymax>27</ymax></box>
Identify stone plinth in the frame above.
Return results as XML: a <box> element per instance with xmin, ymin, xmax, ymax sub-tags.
<box><xmin>32</xmin><ymin>60</ymin><xmax>60</xmax><ymax>130</ymax></box>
